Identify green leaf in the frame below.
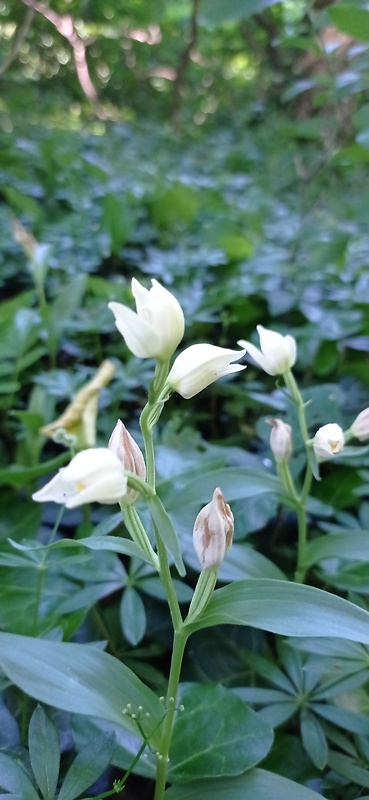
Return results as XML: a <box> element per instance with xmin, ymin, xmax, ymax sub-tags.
<box><xmin>328</xmin><ymin>751</ymin><xmax>369</xmax><ymax>787</ymax></box>
<box><xmin>120</xmin><ymin>587</ymin><xmax>147</xmax><ymax>646</ymax></box>
<box><xmin>57</xmin><ymin>733</ymin><xmax>114</xmax><ymax>800</ymax></box>
<box><xmin>300</xmin><ymin>710</ymin><xmax>328</xmax><ymax>770</ymax></box>
<box><xmin>0</xmin><ymin>634</ymin><xmax>164</xmax><ymax>748</ymax></box>
<box><xmin>165</xmin><ymin>767</ymin><xmax>326</xmax><ymax>799</ymax></box>
<box><xmin>186</xmin><ymin>579</ymin><xmax>369</xmax><ymax>644</ymax></box>
<box><xmin>303</xmin><ymin>532</ymin><xmax>369</xmax><ymax>568</ymax></box>
<box><xmin>168</xmin><ymin>684</ymin><xmax>273</xmax><ymax>782</ymax></box>
<box><xmin>151</xmin><ymin>183</ymin><xmax>199</xmax><ymax>228</ymax></box>
<box><xmin>0</xmin><ymin>453</ymin><xmax>69</xmax><ymax>487</ymax></box>
<box><xmin>10</xmin><ymin>535</ymin><xmax>149</xmax><ymax>564</ymax></box>
<box><xmin>0</xmin><ymin>753</ymin><xmax>39</xmax><ymax>799</ymax></box>
<box><xmin>328</xmin><ymin>5</ymin><xmax>369</xmax><ymax>41</ymax></box>
<box><xmin>165</xmin><ymin>468</ymin><xmax>280</xmax><ymax>512</ymax></box>
<box><xmin>148</xmin><ymin>494</ymin><xmax>186</xmax><ymax>576</ymax></box>
<box><xmin>29</xmin><ymin>706</ymin><xmax>60</xmax><ymax>800</ymax></box>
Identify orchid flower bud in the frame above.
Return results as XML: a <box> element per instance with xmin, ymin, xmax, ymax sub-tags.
<box><xmin>108</xmin><ymin>278</ymin><xmax>185</xmax><ymax>360</ymax></box>
<box><xmin>32</xmin><ymin>448</ymin><xmax>127</xmax><ymax>509</ymax></box>
<box><xmin>350</xmin><ymin>408</ymin><xmax>369</xmax><ymax>442</ymax></box>
<box><xmin>108</xmin><ymin>419</ymin><xmax>146</xmax><ymax>506</ymax></box>
<box><xmin>268</xmin><ymin>418</ymin><xmax>293</xmax><ymax>463</ymax></box>
<box><xmin>238</xmin><ymin>325</ymin><xmax>296</xmax><ymax>376</ymax></box>
<box><xmin>313</xmin><ymin>423</ymin><xmax>345</xmax><ymax>461</ymax></box>
<box><xmin>193</xmin><ymin>488</ymin><xmax>234</xmax><ymax>570</ymax></box>
<box><xmin>166</xmin><ymin>343</ymin><xmax>246</xmax><ymax>399</ymax></box>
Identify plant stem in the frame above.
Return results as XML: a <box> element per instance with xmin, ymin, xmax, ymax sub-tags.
<box><xmin>154</xmin><ymin>628</ymin><xmax>188</xmax><ymax>800</ymax></box>
<box><xmin>282</xmin><ymin>371</ymin><xmax>313</xmax><ymax>583</ymax></box>
<box><xmin>140</xmin><ymin>360</ymin><xmax>169</xmax><ymax>490</ymax></box>
<box><xmin>123</xmin><ymin>505</ymin><xmax>159</xmax><ymax>571</ymax></box>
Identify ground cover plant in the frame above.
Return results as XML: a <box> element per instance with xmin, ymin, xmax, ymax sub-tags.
<box><xmin>3</xmin><ymin>0</ymin><xmax>369</xmax><ymax>798</ymax></box>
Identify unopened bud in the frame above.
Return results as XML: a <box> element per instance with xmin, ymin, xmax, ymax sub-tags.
<box><xmin>268</xmin><ymin>418</ymin><xmax>293</xmax><ymax>463</ymax></box>
<box><xmin>350</xmin><ymin>408</ymin><xmax>369</xmax><ymax>442</ymax></box>
<box><xmin>313</xmin><ymin>423</ymin><xmax>344</xmax><ymax>461</ymax></box>
<box><xmin>193</xmin><ymin>488</ymin><xmax>234</xmax><ymax>570</ymax></box>
<box><xmin>108</xmin><ymin>420</ymin><xmax>146</xmax><ymax>505</ymax></box>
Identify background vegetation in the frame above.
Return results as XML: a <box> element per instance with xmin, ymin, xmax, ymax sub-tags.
<box><xmin>2</xmin><ymin>0</ymin><xmax>369</xmax><ymax>797</ymax></box>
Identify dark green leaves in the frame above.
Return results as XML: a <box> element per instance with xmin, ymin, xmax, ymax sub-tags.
<box><xmin>165</xmin><ymin>767</ymin><xmax>326</xmax><ymax>799</ymax></box>
<box><xmin>169</xmin><ymin>684</ymin><xmax>273</xmax><ymax>781</ymax></box>
<box><xmin>187</xmin><ymin>579</ymin><xmax>369</xmax><ymax>643</ymax></box>
<box><xmin>0</xmin><ymin>634</ymin><xmax>164</xmax><ymax>747</ymax></box>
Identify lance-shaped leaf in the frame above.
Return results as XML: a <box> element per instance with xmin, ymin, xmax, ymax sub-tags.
<box><xmin>165</xmin><ymin>767</ymin><xmax>325</xmax><ymax>799</ymax></box>
<box><xmin>148</xmin><ymin>494</ymin><xmax>185</xmax><ymax>576</ymax></box>
<box><xmin>0</xmin><ymin>634</ymin><xmax>163</xmax><ymax>748</ymax></box>
<box><xmin>185</xmin><ymin>579</ymin><xmax>369</xmax><ymax>644</ymax></box>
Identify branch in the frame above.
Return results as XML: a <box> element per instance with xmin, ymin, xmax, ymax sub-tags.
<box><xmin>0</xmin><ymin>6</ymin><xmax>35</xmax><ymax>77</ymax></box>
<box><xmin>20</xmin><ymin>0</ymin><xmax>99</xmax><ymax>105</ymax></box>
<box><xmin>171</xmin><ymin>0</ymin><xmax>200</xmax><ymax>124</ymax></box>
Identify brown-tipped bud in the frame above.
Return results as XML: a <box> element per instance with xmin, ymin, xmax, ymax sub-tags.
<box><xmin>268</xmin><ymin>418</ymin><xmax>293</xmax><ymax>463</ymax></box>
<box><xmin>193</xmin><ymin>488</ymin><xmax>234</xmax><ymax>570</ymax></box>
<box><xmin>108</xmin><ymin>420</ymin><xmax>146</xmax><ymax>505</ymax></box>
<box><xmin>350</xmin><ymin>408</ymin><xmax>369</xmax><ymax>442</ymax></box>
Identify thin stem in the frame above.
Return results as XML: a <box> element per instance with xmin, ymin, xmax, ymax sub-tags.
<box><xmin>140</xmin><ymin>360</ymin><xmax>170</xmax><ymax>490</ymax></box>
<box><xmin>156</xmin><ymin>534</ymin><xmax>182</xmax><ymax>631</ymax></box>
<box><xmin>186</xmin><ymin>567</ymin><xmax>217</xmax><ymax>623</ymax></box>
<box><xmin>295</xmin><ymin>504</ymin><xmax>308</xmax><ymax>584</ymax></box>
<box><xmin>123</xmin><ymin>505</ymin><xmax>159</xmax><ymax>571</ymax></box>
<box><xmin>154</xmin><ymin>629</ymin><xmax>188</xmax><ymax>800</ymax></box>
<box><xmin>284</xmin><ymin>370</ymin><xmax>310</xmax><ymax>449</ymax></box>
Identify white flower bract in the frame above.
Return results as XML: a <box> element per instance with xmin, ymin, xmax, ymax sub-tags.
<box><xmin>268</xmin><ymin>418</ymin><xmax>293</xmax><ymax>463</ymax></box>
<box><xmin>193</xmin><ymin>487</ymin><xmax>234</xmax><ymax>570</ymax></box>
<box><xmin>108</xmin><ymin>278</ymin><xmax>184</xmax><ymax>360</ymax></box>
<box><xmin>313</xmin><ymin>423</ymin><xmax>345</xmax><ymax>461</ymax></box>
<box><xmin>167</xmin><ymin>343</ymin><xmax>246</xmax><ymax>399</ymax></box>
<box><xmin>350</xmin><ymin>407</ymin><xmax>369</xmax><ymax>442</ymax></box>
<box><xmin>32</xmin><ymin>448</ymin><xmax>128</xmax><ymax>509</ymax></box>
<box><xmin>238</xmin><ymin>325</ymin><xmax>296</xmax><ymax>376</ymax></box>
<box><xmin>108</xmin><ymin>420</ymin><xmax>146</xmax><ymax>506</ymax></box>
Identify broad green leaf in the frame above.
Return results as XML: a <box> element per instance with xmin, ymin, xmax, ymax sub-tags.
<box><xmin>186</xmin><ymin>579</ymin><xmax>369</xmax><ymax>643</ymax></box>
<box><xmin>168</xmin><ymin>684</ymin><xmax>273</xmax><ymax>782</ymax></box>
<box><xmin>151</xmin><ymin>183</ymin><xmax>199</xmax><ymax>228</ymax></box>
<box><xmin>120</xmin><ymin>587</ymin><xmax>147</xmax><ymax>646</ymax></box>
<box><xmin>10</xmin><ymin>535</ymin><xmax>149</xmax><ymax>563</ymax></box>
<box><xmin>303</xmin><ymin>532</ymin><xmax>369</xmax><ymax>568</ymax></box>
<box><xmin>57</xmin><ymin>733</ymin><xmax>114</xmax><ymax>800</ymax></box>
<box><xmin>29</xmin><ymin>706</ymin><xmax>60</xmax><ymax>800</ymax></box>
<box><xmin>165</xmin><ymin>468</ymin><xmax>281</xmax><ymax>512</ymax></box>
<box><xmin>148</xmin><ymin>494</ymin><xmax>185</xmax><ymax>576</ymax></box>
<box><xmin>165</xmin><ymin>767</ymin><xmax>326</xmax><ymax>799</ymax></box>
<box><xmin>0</xmin><ymin>453</ymin><xmax>68</xmax><ymax>487</ymax></box>
<box><xmin>0</xmin><ymin>753</ymin><xmax>39</xmax><ymax>799</ymax></box>
<box><xmin>218</xmin><ymin>544</ymin><xmax>285</xmax><ymax>582</ymax></box>
<box><xmin>0</xmin><ymin>634</ymin><xmax>164</xmax><ymax>748</ymax></box>
<box><xmin>328</xmin><ymin>5</ymin><xmax>369</xmax><ymax>41</ymax></box>
<box><xmin>300</xmin><ymin>709</ymin><xmax>327</xmax><ymax>770</ymax></box>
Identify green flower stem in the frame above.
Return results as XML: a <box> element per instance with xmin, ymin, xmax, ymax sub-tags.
<box><xmin>186</xmin><ymin>567</ymin><xmax>218</xmax><ymax>623</ymax></box>
<box><xmin>281</xmin><ymin>371</ymin><xmax>314</xmax><ymax>583</ymax></box>
<box><xmin>123</xmin><ymin>504</ymin><xmax>159</xmax><ymax>571</ymax></box>
<box><xmin>295</xmin><ymin>503</ymin><xmax>308</xmax><ymax>584</ymax></box>
<box><xmin>154</xmin><ymin>628</ymin><xmax>188</xmax><ymax>800</ymax></box>
<box><xmin>284</xmin><ymin>370</ymin><xmax>310</xmax><ymax>451</ymax></box>
<box><xmin>277</xmin><ymin>461</ymin><xmax>300</xmax><ymax>505</ymax></box>
<box><xmin>156</xmin><ymin>533</ymin><xmax>183</xmax><ymax>630</ymax></box>
<box><xmin>140</xmin><ymin>360</ymin><xmax>170</xmax><ymax>490</ymax></box>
